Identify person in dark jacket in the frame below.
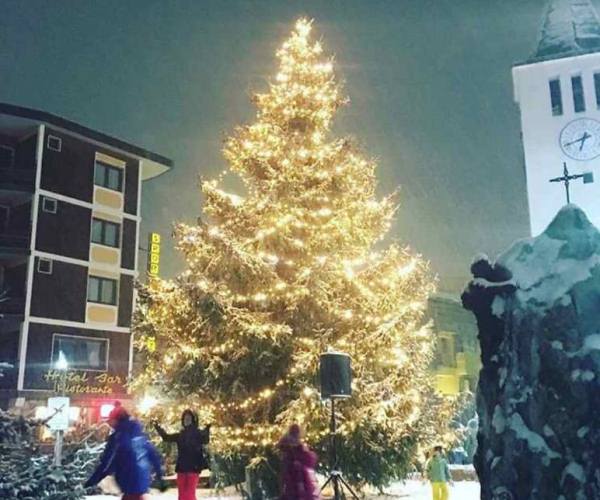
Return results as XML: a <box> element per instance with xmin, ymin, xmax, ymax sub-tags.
<box><xmin>85</xmin><ymin>402</ymin><xmax>164</xmax><ymax>500</ymax></box>
<box><xmin>154</xmin><ymin>409</ymin><xmax>210</xmax><ymax>500</ymax></box>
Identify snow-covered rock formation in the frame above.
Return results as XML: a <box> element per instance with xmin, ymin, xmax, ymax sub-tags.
<box><xmin>462</xmin><ymin>205</ymin><xmax>600</xmax><ymax>499</ymax></box>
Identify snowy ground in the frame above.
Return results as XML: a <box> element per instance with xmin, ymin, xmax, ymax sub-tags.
<box><xmin>86</xmin><ymin>480</ymin><xmax>480</xmax><ymax>499</ymax></box>
<box><xmin>383</xmin><ymin>480</ymin><xmax>479</xmax><ymax>499</ymax></box>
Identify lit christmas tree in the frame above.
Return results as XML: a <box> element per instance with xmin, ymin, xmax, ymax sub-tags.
<box><xmin>134</xmin><ymin>19</ymin><xmax>446</xmax><ymax>488</ymax></box>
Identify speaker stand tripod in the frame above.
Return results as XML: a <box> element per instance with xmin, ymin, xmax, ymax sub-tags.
<box><xmin>320</xmin><ymin>398</ymin><xmax>359</xmax><ymax>500</ymax></box>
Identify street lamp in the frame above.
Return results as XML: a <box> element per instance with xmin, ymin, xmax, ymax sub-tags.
<box><xmin>55</xmin><ymin>350</ymin><xmax>69</xmax><ymax>373</ymax></box>
<box><xmin>53</xmin><ymin>351</ymin><xmax>69</xmax><ymax>466</ymax></box>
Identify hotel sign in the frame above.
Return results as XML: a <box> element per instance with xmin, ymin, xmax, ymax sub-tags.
<box><xmin>43</xmin><ymin>370</ymin><xmax>124</xmax><ymax>395</ymax></box>
<box><xmin>148</xmin><ymin>232</ymin><xmax>161</xmax><ymax>277</ymax></box>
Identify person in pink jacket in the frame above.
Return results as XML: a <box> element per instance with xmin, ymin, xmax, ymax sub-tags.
<box><xmin>277</xmin><ymin>424</ymin><xmax>320</xmax><ymax>500</ymax></box>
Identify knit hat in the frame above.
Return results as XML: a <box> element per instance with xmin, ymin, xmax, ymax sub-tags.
<box><xmin>286</xmin><ymin>424</ymin><xmax>302</xmax><ymax>445</ymax></box>
<box><xmin>107</xmin><ymin>401</ymin><xmax>129</xmax><ymax>421</ymax></box>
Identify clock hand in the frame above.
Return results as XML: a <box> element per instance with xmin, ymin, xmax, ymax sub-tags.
<box><xmin>579</xmin><ymin>131</ymin><xmax>592</xmax><ymax>151</ymax></box>
<box><xmin>564</xmin><ymin>137</ymin><xmax>584</xmax><ymax>147</ymax></box>
<box><xmin>564</xmin><ymin>134</ymin><xmax>588</xmax><ymax>148</ymax></box>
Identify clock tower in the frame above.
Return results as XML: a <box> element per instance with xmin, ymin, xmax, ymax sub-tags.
<box><xmin>513</xmin><ymin>0</ymin><xmax>600</xmax><ymax>235</ymax></box>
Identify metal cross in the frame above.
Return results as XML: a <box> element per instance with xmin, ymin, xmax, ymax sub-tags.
<box><xmin>549</xmin><ymin>162</ymin><xmax>594</xmax><ymax>204</ymax></box>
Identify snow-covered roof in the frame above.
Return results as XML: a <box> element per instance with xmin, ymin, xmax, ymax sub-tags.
<box><xmin>496</xmin><ymin>204</ymin><xmax>600</xmax><ymax>311</ymax></box>
<box><xmin>526</xmin><ymin>0</ymin><xmax>600</xmax><ymax>64</ymax></box>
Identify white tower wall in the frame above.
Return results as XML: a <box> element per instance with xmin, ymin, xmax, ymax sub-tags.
<box><xmin>514</xmin><ymin>52</ymin><xmax>600</xmax><ymax>235</ymax></box>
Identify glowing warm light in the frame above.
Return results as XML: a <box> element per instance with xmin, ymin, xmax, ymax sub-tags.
<box><xmin>69</xmin><ymin>406</ymin><xmax>80</xmax><ymax>421</ymax></box>
<box><xmin>35</xmin><ymin>406</ymin><xmax>48</xmax><ymax>419</ymax></box>
<box><xmin>139</xmin><ymin>395</ymin><xmax>159</xmax><ymax>413</ymax></box>
<box><xmin>55</xmin><ymin>351</ymin><xmax>69</xmax><ymax>371</ymax></box>
<box><xmin>296</xmin><ymin>19</ymin><xmax>311</xmax><ymax>37</ymax></box>
<box><xmin>100</xmin><ymin>404</ymin><xmax>115</xmax><ymax>419</ymax></box>
<box><xmin>397</xmin><ymin>259</ymin><xmax>417</xmax><ymax>278</ymax></box>
<box><xmin>132</xmin><ymin>17</ymin><xmax>439</xmax><ymax>459</ymax></box>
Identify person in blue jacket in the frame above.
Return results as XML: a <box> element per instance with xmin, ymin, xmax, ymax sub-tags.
<box><xmin>85</xmin><ymin>402</ymin><xmax>165</xmax><ymax>500</ymax></box>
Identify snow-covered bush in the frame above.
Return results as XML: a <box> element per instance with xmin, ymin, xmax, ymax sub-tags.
<box><xmin>0</xmin><ymin>409</ymin><xmax>103</xmax><ymax>499</ymax></box>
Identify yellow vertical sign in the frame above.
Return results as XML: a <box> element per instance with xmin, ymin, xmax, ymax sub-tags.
<box><xmin>147</xmin><ymin>233</ymin><xmax>161</xmax><ymax>277</ymax></box>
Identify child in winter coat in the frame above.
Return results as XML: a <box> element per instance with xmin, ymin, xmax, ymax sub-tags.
<box><xmin>85</xmin><ymin>402</ymin><xmax>165</xmax><ymax>500</ymax></box>
<box><xmin>425</xmin><ymin>446</ymin><xmax>454</xmax><ymax>500</ymax></box>
<box><xmin>278</xmin><ymin>424</ymin><xmax>320</xmax><ymax>500</ymax></box>
<box><xmin>154</xmin><ymin>409</ymin><xmax>210</xmax><ymax>500</ymax></box>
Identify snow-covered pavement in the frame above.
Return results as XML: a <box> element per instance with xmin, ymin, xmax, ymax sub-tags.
<box><xmin>384</xmin><ymin>480</ymin><xmax>479</xmax><ymax>498</ymax></box>
<box><xmin>86</xmin><ymin>480</ymin><xmax>480</xmax><ymax>499</ymax></box>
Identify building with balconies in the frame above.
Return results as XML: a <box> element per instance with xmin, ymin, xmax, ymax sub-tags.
<box><xmin>0</xmin><ymin>103</ymin><xmax>171</xmax><ymax>417</ymax></box>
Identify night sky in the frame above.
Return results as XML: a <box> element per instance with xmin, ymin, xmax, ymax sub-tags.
<box><xmin>1</xmin><ymin>0</ymin><xmax>555</xmax><ymax>292</ymax></box>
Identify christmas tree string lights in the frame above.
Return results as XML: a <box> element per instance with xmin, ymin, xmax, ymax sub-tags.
<box><xmin>133</xmin><ymin>18</ymin><xmax>451</xmax><ymax>483</ymax></box>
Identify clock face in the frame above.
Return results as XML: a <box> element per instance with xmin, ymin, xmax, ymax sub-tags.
<box><xmin>559</xmin><ymin>118</ymin><xmax>600</xmax><ymax>161</ymax></box>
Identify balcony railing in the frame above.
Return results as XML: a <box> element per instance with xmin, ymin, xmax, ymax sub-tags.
<box><xmin>0</xmin><ymin>168</ymin><xmax>35</xmax><ymax>191</ymax></box>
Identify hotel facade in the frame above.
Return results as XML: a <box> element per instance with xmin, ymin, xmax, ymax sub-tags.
<box><xmin>0</xmin><ymin>103</ymin><xmax>171</xmax><ymax>418</ymax></box>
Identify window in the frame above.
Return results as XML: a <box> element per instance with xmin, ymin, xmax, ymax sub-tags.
<box><xmin>572</xmin><ymin>75</ymin><xmax>585</xmax><ymax>112</ymax></box>
<box><xmin>0</xmin><ymin>145</ymin><xmax>14</xmax><ymax>168</ymax></box>
<box><xmin>594</xmin><ymin>72</ymin><xmax>600</xmax><ymax>108</ymax></box>
<box><xmin>91</xmin><ymin>218</ymin><xmax>120</xmax><ymax>248</ymax></box>
<box><xmin>52</xmin><ymin>334</ymin><xmax>108</xmax><ymax>371</ymax></box>
<box><xmin>549</xmin><ymin>78</ymin><xmax>563</xmax><ymax>116</ymax></box>
<box><xmin>94</xmin><ymin>161</ymin><xmax>123</xmax><ymax>191</ymax></box>
<box><xmin>87</xmin><ymin>275</ymin><xmax>118</xmax><ymax>305</ymax></box>
<box><xmin>37</xmin><ymin>258</ymin><xmax>53</xmax><ymax>275</ymax></box>
<box><xmin>42</xmin><ymin>197</ymin><xmax>57</xmax><ymax>214</ymax></box>
<box><xmin>47</xmin><ymin>135</ymin><xmax>62</xmax><ymax>152</ymax></box>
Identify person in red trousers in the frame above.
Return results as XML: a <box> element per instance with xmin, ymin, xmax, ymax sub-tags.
<box><xmin>154</xmin><ymin>410</ymin><xmax>210</xmax><ymax>500</ymax></box>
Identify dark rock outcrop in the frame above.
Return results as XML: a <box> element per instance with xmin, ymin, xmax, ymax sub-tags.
<box><xmin>463</xmin><ymin>206</ymin><xmax>600</xmax><ymax>499</ymax></box>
